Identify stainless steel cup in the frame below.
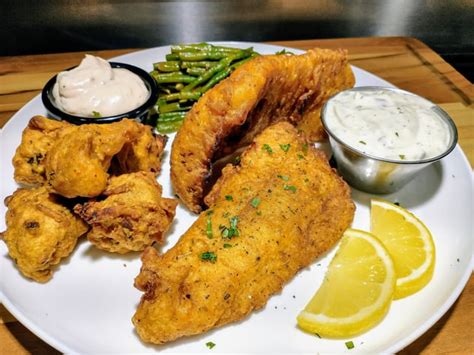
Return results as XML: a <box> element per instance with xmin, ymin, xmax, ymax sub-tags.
<box><xmin>321</xmin><ymin>87</ymin><xmax>458</xmax><ymax>194</ymax></box>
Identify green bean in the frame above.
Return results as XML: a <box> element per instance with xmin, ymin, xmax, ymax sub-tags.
<box><xmin>171</xmin><ymin>43</ymin><xmax>243</xmax><ymax>53</ymax></box>
<box><xmin>157</xmin><ymin>120</ymin><xmax>184</xmax><ymax>134</ymax></box>
<box><xmin>163</xmin><ymin>91</ymin><xmax>202</xmax><ymax>102</ymax></box>
<box><xmin>158</xmin><ymin>102</ymin><xmax>192</xmax><ymax>114</ymax></box>
<box><xmin>181</xmin><ymin>61</ymin><xmax>217</xmax><ymax>69</ymax></box>
<box><xmin>183</xmin><ymin>49</ymin><xmax>252</xmax><ymax>92</ymax></box>
<box><xmin>177</xmin><ymin>51</ymin><xmax>229</xmax><ymax>61</ymax></box>
<box><xmin>152</xmin><ymin>72</ymin><xmax>195</xmax><ymax>84</ymax></box>
<box><xmin>158</xmin><ymin>111</ymin><xmax>187</xmax><ymax>122</ymax></box>
<box><xmin>165</xmin><ymin>53</ymin><xmax>180</xmax><ymax>61</ymax></box>
<box><xmin>186</xmin><ymin>67</ymin><xmax>206</xmax><ymax>76</ymax></box>
<box><xmin>199</xmin><ymin>67</ymin><xmax>232</xmax><ymax>93</ymax></box>
<box><xmin>153</xmin><ymin>61</ymin><xmax>180</xmax><ymax>72</ymax></box>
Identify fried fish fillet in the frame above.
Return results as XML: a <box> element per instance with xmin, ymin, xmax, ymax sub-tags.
<box><xmin>12</xmin><ymin>115</ymin><xmax>72</xmax><ymax>186</ymax></box>
<box><xmin>133</xmin><ymin>122</ymin><xmax>355</xmax><ymax>344</ymax></box>
<box><xmin>0</xmin><ymin>187</ymin><xmax>88</xmax><ymax>282</ymax></box>
<box><xmin>74</xmin><ymin>172</ymin><xmax>177</xmax><ymax>254</ymax></box>
<box><xmin>44</xmin><ymin>119</ymin><xmax>165</xmax><ymax>198</ymax></box>
<box><xmin>171</xmin><ymin>48</ymin><xmax>355</xmax><ymax>213</ymax></box>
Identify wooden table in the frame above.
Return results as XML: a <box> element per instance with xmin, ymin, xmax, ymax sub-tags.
<box><xmin>0</xmin><ymin>37</ymin><xmax>472</xmax><ymax>354</ymax></box>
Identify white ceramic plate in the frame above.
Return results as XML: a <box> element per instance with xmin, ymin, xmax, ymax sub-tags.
<box><xmin>0</xmin><ymin>42</ymin><xmax>472</xmax><ymax>354</ymax></box>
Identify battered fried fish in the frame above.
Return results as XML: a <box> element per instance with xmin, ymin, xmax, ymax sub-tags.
<box><xmin>171</xmin><ymin>48</ymin><xmax>355</xmax><ymax>213</ymax></box>
<box><xmin>74</xmin><ymin>172</ymin><xmax>177</xmax><ymax>254</ymax></box>
<box><xmin>12</xmin><ymin>115</ymin><xmax>72</xmax><ymax>186</ymax></box>
<box><xmin>0</xmin><ymin>187</ymin><xmax>88</xmax><ymax>282</ymax></box>
<box><xmin>45</xmin><ymin>119</ymin><xmax>165</xmax><ymax>198</ymax></box>
<box><xmin>133</xmin><ymin>122</ymin><xmax>355</xmax><ymax>344</ymax></box>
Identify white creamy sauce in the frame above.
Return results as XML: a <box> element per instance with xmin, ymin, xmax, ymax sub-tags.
<box><xmin>324</xmin><ymin>89</ymin><xmax>451</xmax><ymax>161</ymax></box>
<box><xmin>52</xmin><ymin>55</ymin><xmax>148</xmax><ymax>117</ymax></box>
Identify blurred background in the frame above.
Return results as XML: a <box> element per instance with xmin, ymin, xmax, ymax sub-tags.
<box><xmin>1</xmin><ymin>0</ymin><xmax>473</xmax><ymax>81</ymax></box>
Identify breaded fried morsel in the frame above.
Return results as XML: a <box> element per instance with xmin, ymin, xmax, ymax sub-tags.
<box><xmin>74</xmin><ymin>172</ymin><xmax>177</xmax><ymax>254</ymax></box>
<box><xmin>12</xmin><ymin>115</ymin><xmax>72</xmax><ymax>186</ymax></box>
<box><xmin>171</xmin><ymin>48</ymin><xmax>355</xmax><ymax>213</ymax></box>
<box><xmin>133</xmin><ymin>122</ymin><xmax>355</xmax><ymax>344</ymax></box>
<box><xmin>45</xmin><ymin>119</ymin><xmax>165</xmax><ymax>198</ymax></box>
<box><xmin>0</xmin><ymin>187</ymin><xmax>88</xmax><ymax>282</ymax></box>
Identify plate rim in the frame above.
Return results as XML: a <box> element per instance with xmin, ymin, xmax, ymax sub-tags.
<box><xmin>1</xmin><ymin>41</ymin><xmax>472</xmax><ymax>354</ymax></box>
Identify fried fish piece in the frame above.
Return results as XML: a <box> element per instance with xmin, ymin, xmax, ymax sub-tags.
<box><xmin>74</xmin><ymin>172</ymin><xmax>177</xmax><ymax>254</ymax></box>
<box><xmin>12</xmin><ymin>115</ymin><xmax>72</xmax><ymax>186</ymax></box>
<box><xmin>170</xmin><ymin>48</ymin><xmax>355</xmax><ymax>213</ymax></box>
<box><xmin>133</xmin><ymin>122</ymin><xmax>355</xmax><ymax>344</ymax></box>
<box><xmin>0</xmin><ymin>187</ymin><xmax>88</xmax><ymax>282</ymax></box>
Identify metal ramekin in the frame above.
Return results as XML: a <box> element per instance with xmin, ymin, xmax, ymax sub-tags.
<box><xmin>321</xmin><ymin>86</ymin><xmax>458</xmax><ymax>194</ymax></box>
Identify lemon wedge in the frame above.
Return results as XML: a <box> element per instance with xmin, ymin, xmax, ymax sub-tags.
<box><xmin>370</xmin><ymin>199</ymin><xmax>435</xmax><ymax>299</ymax></box>
<box><xmin>297</xmin><ymin>229</ymin><xmax>396</xmax><ymax>338</ymax></box>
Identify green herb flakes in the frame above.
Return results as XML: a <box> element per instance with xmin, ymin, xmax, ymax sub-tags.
<box><xmin>223</xmin><ymin>243</ymin><xmax>232</xmax><ymax>248</ymax></box>
<box><xmin>206</xmin><ymin>218</ymin><xmax>213</xmax><ymax>239</ymax></box>
<box><xmin>297</xmin><ymin>154</ymin><xmax>304</xmax><ymax>160</ymax></box>
<box><xmin>206</xmin><ymin>209</ymin><xmax>214</xmax><ymax>216</ymax></box>
<box><xmin>279</xmin><ymin>143</ymin><xmax>291</xmax><ymax>152</ymax></box>
<box><xmin>206</xmin><ymin>341</ymin><xmax>216</xmax><ymax>349</ymax></box>
<box><xmin>92</xmin><ymin>111</ymin><xmax>102</xmax><ymax>118</ymax></box>
<box><xmin>399</xmin><ymin>154</ymin><xmax>406</xmax><ymax>160</ymax></box>
<box><xmin>262</xmin><ymin>144</ymin><xmax>273</xmax><ymax>154</ymax></box>
<box><xmin>220</xmin><ymin>216</ymin><xmax>240</xmax><ymax>239</ymax></box>
<box><xmin>250</xmin><ymin>197</ymin><xmax>261</xmax><ymax>208</ymax></box>
<box><xmin>201</xmin><ymin>251</ymin><xmax>217</xmax><ymax>263</ymax></box>
<box><xmin>395</xmin><ymin>132</ymin><xmax>399</xmax><ymax>137</ymax></box>
<box><xmin>345</xmin><ymin>341</ymin><xmax>354</xmax><ymax>350</ymax></box>
<box><xmin>277</xmin><ymin>174</ymin><xmax>289</xmax><ymax>181</ymax></box>
<box><xmin>359</xmin><ymin>140</ymin><xmax>367</xmax><ymax>145</ymax></box>
<box><xmin>302</xmin><ymin>143</ymin><xmax>309</xmax><ymax>154</ymax></box>
<box><xmin>275</xmin><ymin>49</ymin><xmax>294</xmax><ymax>55</ymax></box>
<box><xmin>283</xmin><ymin>184</ymin><xmax>297</xmax><ymax>193</ymax></box>
<box><xmin>256</xmin><ymin>210</ymin><xmax>262</xmax><ymax>216</ymax></box>
<box><xmin>225</xmin><ymin>195</ymin><xmax>233</xmax><ymax>201</ymax></box>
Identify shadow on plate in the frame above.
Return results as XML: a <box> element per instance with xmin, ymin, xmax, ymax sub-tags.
<box><xmin>80</xmin><ymin>242</ymin><xmax>142</xmax><ymax>262</ymax></box>
<box><xmin>351</xmin><ymin>161</ymin><xmax>443</xmax><ymax>209</ymax></box>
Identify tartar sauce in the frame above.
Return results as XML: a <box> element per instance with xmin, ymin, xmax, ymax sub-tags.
<box><xmin>324</xmin><ymin>89</ymin><xmax>451</xmax><ymax>161</ymax></box>
<box><xmin>52</xmin><ymin>55</ymin><xmax>148</xmax><ymax>117</ymax></box>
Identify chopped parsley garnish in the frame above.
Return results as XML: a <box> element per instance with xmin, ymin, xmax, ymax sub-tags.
<box><xmin>206</xmin><ymin>209</ymin><xmax>214</xmax><ymax>216</ymax></box>
<box><xmin>206</xmin><ymin>218</ymin><xmax>213</xmax><ymax>239</ymax></box>
<box><xmin>359</xmin><ymin>140</ymin><xmax>367</xmax><ymax>145</ymax></box>
<box><xmin>206</xmin><ymin>341</ymin><xmax>216</xmax><ymax>349</ymax></box>
<box><xmin>223</xmin><ymin>243</ymin><xmax>232</xmax><ymax>248</ymax></box>
<box><xmin>283</xmin><ymin>184</ymin><xmax>297</xmax><ymax>193</ymax></box>
<box><xmin>345</xmin><ymin>341</ymin><xmax>354</xmax><ymax>350</ymax></box>
<box><xmin>279</xmin><ymin>143</ymin><xmax>291</xmax><ymax>152</ymax></box>
<box><xmin>250</xmin><ymin>197</ymin><xmax>261</xmax><ymax>208</ymax></box>
<box><xmin>395</xmin><ymin>132</ymin><xmax>399</xmax><ymax>137</ymax></box>
<box><xmin>297</xmin><ymin>154</ymin><xmax>304</xmax><ymax>160</ymax></box>
<box><xmin>201</xmin><ymin>251</ymin><xmax>217</xmax><ymax>263</ymax></box>
<box><xmin>220</xmin><ymin>216</ymin><xmax>240</xmax><ymax>239</ymax></box>
<box><xmin>234</xmin><ymin>156</ymin><xmax>241</xmax><ymax>164</ymax></box>
<box><xmin>262</xmin><ymin>144</ymin><xmax>273</xmax><ymax>154</ymax></box>
<box><xmin>399</xmin><ymin>154</ymin><xmax>406</xmax><ymax>160</ymax></box>
<box><xmin>275</xmin><ymin>49</ymin><xmax>294</xmax><ymax>55</ymax></box>
<box><xmin>256</xmin><ymin>210</ymin><xmax>262</xmax><ymax>216</ymax></box>
<box><xmin>315</xmin><ymin>333</ymin><xmax>321</xmax><ymax>338</ymax></box>
<box><xmin>225</xmin><ymin>195</ymin><xmax>233</xmax><ymax>201</ymax></box>
<box><xmin>92</xmin><ymin>111</ymin><xmax>102</xmax><ymax>118</ymax></box>
<box><xmin>277</xmin><ymin>174</ymin><xmax>289</xmax><ymax>181</ymax></box>
<box><xmin>302</xmin><ymin>143</ymin><xmax>308</xmax><ymax>154</ymax></box>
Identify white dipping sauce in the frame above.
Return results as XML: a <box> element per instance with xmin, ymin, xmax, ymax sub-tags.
<box><xmin>52</xmin><ymin>55</ymin><xmax>148</xmax><ymax>117</ymax></box>
<box><xmin>324</xmin><ymin>89</ymin><xmax>451</xmax><ymax>161</ymax></box>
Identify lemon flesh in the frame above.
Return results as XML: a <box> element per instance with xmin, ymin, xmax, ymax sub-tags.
<box><xmin>297</xmin><ymin>229</ymin><xmax>396</xmax><ymax>338</ymax></box>
<box><xmin>370</xmin><ymin>199</ymin><xmax>435</xmax><ymax>299</ymax></box>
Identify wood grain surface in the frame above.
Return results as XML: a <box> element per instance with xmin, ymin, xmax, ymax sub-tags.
<box><xmin>0</xmin><ymin>37</ymin><xmax>472</xmax><ymax>354</ymax></box>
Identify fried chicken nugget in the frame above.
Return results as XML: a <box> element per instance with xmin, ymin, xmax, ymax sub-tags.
<box><xmin>0</xmin><ymin>187</ymin><xmax>88</xmax><ymax>282</ymax></box>
<box><xmin>12</xmin><ymin>115</ymin><xmax>72</xmax><ymax>186</ymax></box>
<box><xmin>45</xmin><ymin>119</ymin><xmax>139</xmax><ymax>198</ymax></box>
<box><xmin>114</xmin><ymin>127</ymin><xmax>167</xmax><ymax>174</ymax></box>
<box><xmin>74</xmin><ymin>172</ymin><xmax>177</xmax><ymax>254</ymax></box>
